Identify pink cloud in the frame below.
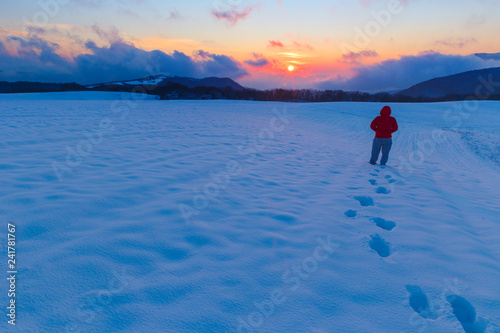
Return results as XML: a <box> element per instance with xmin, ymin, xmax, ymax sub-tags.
<box><xmin>268</xmin><ymin>40</ymin><xmax>284</xmax><ymax>48</ymax></box>
<box><xmin>291</xmin><ymin>40</ymin><xmax>313</xmax><ymax>51</ymax></box>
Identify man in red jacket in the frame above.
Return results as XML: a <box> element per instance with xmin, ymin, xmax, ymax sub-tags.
<box><xmin>369</xmin><ymin>106</ymin><xmax>398</xmax><ymax>165</ymax></box>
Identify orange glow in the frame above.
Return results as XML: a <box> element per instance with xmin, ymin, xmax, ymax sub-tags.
<box><xmin>288</xmin><ymin>65</ymin><xmax>295</xmax><ymax>72</ymax></box>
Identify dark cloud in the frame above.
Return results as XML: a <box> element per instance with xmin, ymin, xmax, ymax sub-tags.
<box><xmin>268</xmin><ymin>40</ymin><xmax>284</xmax><ymax>48</ymax></box>
<box><xmin>194</xmin><ymin>50</ymin><xmax>248</xmax><ymax>78</ymax></box>
<box><xmin>244</xmin><ymin>53</ymin><xmax>270</xmax><ymax>67</ymax></box>
<box><xmin>316</xmin><ymin>52</ymin><xmax>500</xmax><ymax>93</ymax></box>
<box><xmin>0</xmin><ymin>34</ymin><xmax>248</xmax><ymax>84</ymax></box>
<box><xmin>0</xmin><ymin>36</ymin><xmax>72</xmax><ymax>82</ymax></box>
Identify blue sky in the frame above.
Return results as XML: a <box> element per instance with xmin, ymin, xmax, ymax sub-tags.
<box><xmin>1</xmin><ymin>0</ymin><xmax>500</xmax><ymax>91</ymax></box>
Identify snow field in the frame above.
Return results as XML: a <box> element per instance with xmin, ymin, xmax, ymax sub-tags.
<box><xmin>0</xmin><ymin>93</ymin><xmax>499</xmax><ymax>332</ymax></box>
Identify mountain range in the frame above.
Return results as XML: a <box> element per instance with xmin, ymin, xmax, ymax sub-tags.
<box><xmin>397</xmin><ymin>67</ymin><xmax>500</xmax><ymax>98</ymax></box>
<box><xmin>1</xmin><ymin>69</ymin><xmax>500</xmax><ymax>101</ymax></box>
<box><xmin>87</xmin><ymin>75</ymin><xmax>245</xmax><ymax>91</ymax></box>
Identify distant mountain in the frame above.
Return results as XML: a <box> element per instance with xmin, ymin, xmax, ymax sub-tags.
<box><xmin>87</xmin><ymin>75</ymin><xmax>245</xmax><ymax>91</ymax></box>
<box><xmin>159</xmin><ymin>76</ymin><xmax>245</xmax><ymax>91</ymax></box>
<box><xmin>398</xmin><ymin>67</ymin><xmax>500</xmax><ymax>98</ymax></box>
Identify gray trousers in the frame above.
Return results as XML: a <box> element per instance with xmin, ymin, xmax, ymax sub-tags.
<box><xmin>370</xmin><ymin>138</ymin><xmax>392</xmax><ymax>165</ymax></box>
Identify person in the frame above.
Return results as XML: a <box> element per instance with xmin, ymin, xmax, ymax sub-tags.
<box><xmin>369</xmin><ymin>106</ymin><xmax>398</xmax><ymax>166</ymax></box>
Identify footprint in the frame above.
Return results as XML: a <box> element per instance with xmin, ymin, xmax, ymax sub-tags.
<box><xmin>369</xmin><ymin>179</ymin><xmax>378</xmax><ymax>186</ymax></box>
<box><xmin>369</xmin><ymin>173</ymin><xmax>378</xmax><ymax>177</ymax></box>
<box><xmin>344</xmin><ymin>210</ymin><xmax>357</xmax><ymax>218</ymax></box>
<box><xmin>369</xmin><ymin>234</ymin><xmax>391</xmax><ymax>257</ymax></box>
<box><xmin>388</xmin><ymin>179</ymin><xmax>397</xmax><ymax>184</ymax></box>
<box><xmin>370</xmin><ymin>217</ymin><xmax>396</xmax><ymax>231</ymax></box>
<box><xmin>447</xmin><ymin>295</ymin><xmax>487</xmax><ymax>333</ymax></box>
<box><xmin>406</xmin><ymin>285</ymin><xmax>438</xmax><ymax>319</ymax></box>
<box><xmin>354</xmin><ymin>196</ymin><xmax>374</xmax><ymax>207</ymax></box>
<box><xmin>384</xmin><ymin>175</ymin><xmax>392</xmax><ymax>179</ymax></box>
<box><xmin>376</xmin><ymin>187</ymin><xmax>390</xmax><ymax>194</ymax></box>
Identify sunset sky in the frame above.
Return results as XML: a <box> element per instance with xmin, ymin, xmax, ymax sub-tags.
<box><xmin>1</xmin><ymin>0</ymin><xmax>500</xmax><ymax>92</ymax></box>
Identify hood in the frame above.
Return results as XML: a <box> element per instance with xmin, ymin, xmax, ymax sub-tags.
<box><xmin>380</xmin><ymin>106</ymin><xmax>392</xmax><ymax>116</ymax></box>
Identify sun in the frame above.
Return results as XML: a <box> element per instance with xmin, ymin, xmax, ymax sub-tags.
<box><xmin>288</xmin><ymin>65</ymin><xmax>295</xmax><ymax>72</ymax></box>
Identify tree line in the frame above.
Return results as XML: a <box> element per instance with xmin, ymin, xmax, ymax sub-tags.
<box><xmin>2</xmin><ymin>81</ymin><xmax>500</xmax><ymax>103</ymax></box>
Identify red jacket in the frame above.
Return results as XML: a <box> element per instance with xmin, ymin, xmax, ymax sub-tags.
<box><xmin>370</xmin><ymin>106</ymin><xmax>398</xmax><ymax>138</ymax></box>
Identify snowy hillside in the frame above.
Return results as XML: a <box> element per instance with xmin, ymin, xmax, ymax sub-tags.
<box><xmin>85</xmin><ymin>75</ymin><xmax>245</xmax><ymax>91</ymax></box>
<box><xmin>0</xmin><ymin>92</ymin><xmax>499</xmax><ymax>332</ymax></box>
<box><xmin>86</xmin><ymin>75</ymin><xmax>169</xmax><ymax>88</ymax></box>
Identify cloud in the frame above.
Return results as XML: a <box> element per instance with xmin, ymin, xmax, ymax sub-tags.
<box><xmin>268</xmin><ymin>40</ymin><xmax>284</xmax><ymax>48</ymax></box>
<box><xmin>463</xmin><ymin>14</ymin><xmax>487</xmax><ymax>30</ymax></box>
<box><xmin>267</xmin><ymin>38</ymin><xmax>314</xmax><ymax>51</ymax></box>
<box><xmin>244</xmin><ymin>53</ymin><xmax>270</xmax><ymax>67</ymax></box>
<box><xmin>212</xmin><ymin>3</ymin><xmax>261</xmax><ymax>25</ymax></box>
<box><xmin>194</xmin><ymin>50</ymin><xmax>248</xmax><ymax>78</ymax></box>
<box><xmin>341</xmin><ymin>50</ymin><xmax>379</xmax><ymax>64</ymax></box>
<box><xmin>71</xmin><ymin>0</ymin><xmax>105</xmax><ymax>9</ymax></box>
<box><xmin>0</xmin><ymin>35</ymin><xmax>73</xmax><ymax>82</ymax></box>
<box><xmin>167</xmin><ymin>8</ymin><xmax>181</xmax><ymax>20</ymax></box>
<box><xmin>91</xmin><ymin>24</ymin><xmax>123</xmax><ymax>43</ymax></box>
<box><xmin>435</xmin><ymin>37</ymin><xmax>477</xmax><ymax>49</ymax></box>
<box><xmin>291</xmin><ymin>41</ymin><xmax>313</xmax><ymax>51</ymax></box>
<box><xmin>0</xmin><ymin>34</ymin><xmax>248</xmax><ymax>84</ymax></box>
<box><xmin>316</xmin><ymin>51</ymin><xmax>500</xmax><ymax>93</ymax></box>
<box><xmin>359</xmin><ymin>0</ymin><xmax>410</xmax><ymax>8</ymax></box>
<box><xmin>116</xmin><ymin>7</ymin><xmax>141</xmax><ymax>19</ymax></box>
<box><xmin>343</xmin><ymin>50</ymin><xmax>378</xmax><ymax>59</ymax></box>
<box><xmin>26</xmin><ymin>26</ymin><xmax>47</xmax><ymax>35</ymax></box>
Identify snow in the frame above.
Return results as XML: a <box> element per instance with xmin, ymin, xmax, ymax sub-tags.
<box><xmin>85</xmin><ymin>76</ymin><xmax>167</xmax><ymax>88</ymax></box>
<box><xmin>124</xmin><ymin>80</ymin><xmax>147</xmax><ymax>85</ymax></box>
<box><xmin>123</xmin><ymin>78</ymin><xmax>165</xmax><ymax>85</ymax></box>
<box><xmin>0</xmin><ymin>92</ymin><xmax>499</xmax><ymax>332</ymax></box>
<box><xmin>0</xmin><ymin>91</ymin><xmax>157</xmax><ymax>101</ymax></box>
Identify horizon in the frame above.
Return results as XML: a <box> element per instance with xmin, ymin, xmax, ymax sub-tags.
<box><xmin>1</xmin><ymin>1</ymin><xmax>500</xmax><ymax>93</ymax></box>
<box><xmin>3</xmin><ymin>65</ymin><xmax>500</xmax><ymax>96</ymax></box>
